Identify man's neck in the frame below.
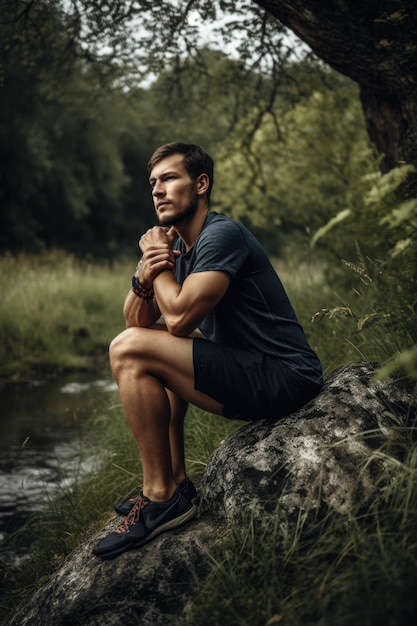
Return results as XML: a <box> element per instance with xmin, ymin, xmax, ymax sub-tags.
<box><xmin>175</xmin><ymin>205</ymin><xmax>210</xmax><ymax>251</ymax></box>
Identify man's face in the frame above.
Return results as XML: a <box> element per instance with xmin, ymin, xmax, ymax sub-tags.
<box><xmin>149</xmin><ymin>153</ymin><xmax>199</xmax><ymax>227</ymax></box>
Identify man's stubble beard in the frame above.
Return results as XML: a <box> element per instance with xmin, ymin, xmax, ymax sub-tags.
<box><xmin>157</xmin><ymin>191</ymin><xmax>199</xmax><ymax>227</ymax></box>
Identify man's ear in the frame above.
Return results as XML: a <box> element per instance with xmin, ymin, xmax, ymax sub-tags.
<box><xmin>196</xmin><ymin>173</ymin><xmax>209</xmax><ymax>195</ymax></box>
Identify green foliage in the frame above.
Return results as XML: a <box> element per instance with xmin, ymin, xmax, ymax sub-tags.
<box><xmin>214</xmin><ymin>72</ymin><xmax>378</xmax><ymax>250</ymax></box>
<box><xmin>365</xmin><ymin>164</ymin><xmax>417</xmax><ymax>263</ymax></box>
<box><xmin>2</xmin><ymin>1</ymin><xmax>380</xmax><ymax>260</ymax></box>
<box><xmin>311</xmin><ymin>160</ymin><xmax>417</xmax><ymax>270</ymax></box>
<box><xmin>42</xmin><ymin>0</ymin><xmax>292</xmax><ymax>90</ymax></box>
<box><xmin>308</xmin><ymin>162</ymin><xmax>417</xmax><ymax>378</ymax></box>
<box><xmin>308</xmin><ymin>245</ymin><xmax>417</xmax><ymax>374</ymax></box>
<box><xmin>310</xmin><ymin>209</ymin><xmax>351</xmax><ymax>248</ymax></box>
<box><xmin>0</xmin><ymin>252</ymin><xmax>131</xmax><ymax>382</ymax></box>
<box><xmin>0</xmin><ymin>1</ymin><xmax>156</xmax><ymax>257</ymax></box>
<box><xmin>126</xmin><ymin>44</ymin><xmax>296</xmax><ymax>167</ymax></box>
<box><xmin>1</xmin><ymin>0</ymin><xmax>415</xmax><ymax>268</ymax></box>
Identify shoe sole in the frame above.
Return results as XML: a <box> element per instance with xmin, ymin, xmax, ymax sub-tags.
<box><xmin>95</xmin><ymin>503</ymin><xmax>198</xmax><ymax>560</ymax></box>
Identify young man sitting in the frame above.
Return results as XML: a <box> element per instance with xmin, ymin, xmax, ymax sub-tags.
<box><xmin>93</xmin><ymin>142</ymin><xmax>322</xmax><ymax>559</ymax></box>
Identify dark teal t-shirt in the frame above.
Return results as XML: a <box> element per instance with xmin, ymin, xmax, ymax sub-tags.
<box><xmin>174</xmin><ymin>212</ymin><xmax>321</xmax><ymax>384</ymax></box>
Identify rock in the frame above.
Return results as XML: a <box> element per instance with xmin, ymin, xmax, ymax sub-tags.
<box><xmin>9</xmin><ymin>363</ymin><xmax>414</xmax><ymax>625</ymax></box>
<box><xmin>200</xmin><ymin>362</ymin><xmax>413</xmax><ymax>544</ymax></box>
<box><xmin>9</xmin><ymin>519</ymin><xmax>215</xmax><ymax>626</ymax></box>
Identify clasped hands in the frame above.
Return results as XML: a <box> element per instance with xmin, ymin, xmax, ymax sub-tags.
<box><xmin>137</xmin><ymin>226</ymin><xmax>180</xmax><ymax>289</ymax></box>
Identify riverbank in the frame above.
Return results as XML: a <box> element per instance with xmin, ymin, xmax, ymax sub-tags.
<box><xmin>0</xmin><ymin>369</ymin><xmax>117</xmax><ymax>562</ymax></box>
<box><xmin>0</xmin><ymin>352</ymin><xmax>111</xmax><ymax>392</ymax></box>
<box><xmin>0</xmin><ymin>381</ymin><xmax>238</xmax><ymax>623</ymax></box>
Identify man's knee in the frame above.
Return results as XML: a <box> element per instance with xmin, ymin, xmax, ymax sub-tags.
<box><xmin>109</xmin><ymin>327</ymin><xmax>168</xmax><ymax>377</ymax></box>
<box><xmin>109</xmin><ymin>328</ymin><xmax>143</xmax><ymax>377</ymax></box>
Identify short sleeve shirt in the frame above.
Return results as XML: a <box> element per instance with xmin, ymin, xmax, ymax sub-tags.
<box><xmin>174</xmin><ymin>212</ymin><xmax>321</xmax><ymax>383</ymax></box>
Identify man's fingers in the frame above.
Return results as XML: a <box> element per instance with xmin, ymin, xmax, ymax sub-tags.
<box><xmin>166</xmin><ymin>227</ymin><xmax>178</xmax><ymax>246</ymax></box>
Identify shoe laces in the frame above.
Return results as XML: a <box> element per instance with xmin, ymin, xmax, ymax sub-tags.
<box><xmin>115</xmin><ymin>493</ymin><xmax>150</xmax><ymax>534</ymax></box>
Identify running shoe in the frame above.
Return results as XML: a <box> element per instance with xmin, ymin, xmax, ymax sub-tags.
<box><xmin>114</xmin><ymin>477</ymin><xmax>199</xmax><ymax>516</ymax></box>
<box><xmin>93</xmin><ymin>485</ymin><xmax>197</xmax><ymax>559</ymax></box>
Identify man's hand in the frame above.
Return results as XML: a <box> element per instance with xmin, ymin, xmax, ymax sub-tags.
<box><xmin>138</xmin><ymin>227</ymin><xmax>180</xmax><ymax>289</ymax></box>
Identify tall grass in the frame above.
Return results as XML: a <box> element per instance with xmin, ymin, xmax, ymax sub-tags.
<box><xmin>0</xmin><ymin>251</ymin><xmax>133</xmax><ymax>382</ymax></box>
<box><xmin>276</xmin><ymin>245</ymin><xmax>417</xmax><ymax>376</ymax></box>
<box><xmin>1</xmin><ymin>248</ymin><xmax>409</xmax><ymax>383</ymax></box>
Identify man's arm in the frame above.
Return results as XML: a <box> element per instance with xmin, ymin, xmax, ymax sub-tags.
<box><xmin>152</xmin><ymin>269</ymin><xmax>230</xmax><ymax>337</ymax></box>
<box><xmin>123</xmin><ymin>289</ymin><xmax>161</xmax><ymax>328</ymax></box>
<box><xmin>124</xmin><ymin>232</ymin><xmax>178</xmax><ymax>328</ymax></box>
<box><xmin>136</xmin><ymin>225</ymin><xmax>231</xmax><ymax>335</ymax></box>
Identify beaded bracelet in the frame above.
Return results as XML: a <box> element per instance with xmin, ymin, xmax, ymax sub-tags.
<box><xmin>131</xmin><ymin>274</ymin><xmax>154</xmax><ymax>301</ymax></box>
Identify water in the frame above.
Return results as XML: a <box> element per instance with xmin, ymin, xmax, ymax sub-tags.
<box><xmin>0</xmin><ymin>372</ymin><xmax>118</xmax><ymax>563</ymax></box>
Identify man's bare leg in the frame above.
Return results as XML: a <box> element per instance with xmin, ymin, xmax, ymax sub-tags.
<box><xmin>109</xmin><ymin>326</ymin><xmax>223</xmax><ymax>503</ymax></box>
<box><xmin>166</xmin><ymin>390</ymin><xmax>188</xmax><ymax>484</ymax></box>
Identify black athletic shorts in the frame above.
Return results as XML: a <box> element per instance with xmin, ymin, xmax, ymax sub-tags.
<box><xmin>193</xmin><ymin>337</ymin><xmax>322</xmax><ymax>421</ymax></box>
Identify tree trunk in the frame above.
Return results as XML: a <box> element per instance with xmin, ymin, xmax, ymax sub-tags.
<box><xmin>253</xmin><ymin>0</ymin><xmax>417</xmax><ymax>172</ymax></box>
<box><xmin>360</xmin><ymin>86</ymin><xmax>417</xmax><ymax>171</ymax></box>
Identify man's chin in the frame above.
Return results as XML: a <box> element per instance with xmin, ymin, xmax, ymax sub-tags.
<box><xmin>157</xmin><ymin>202</ymin><xmax>198</xmax><ymax>227</ymax></box>
<box><xmin>158</xmin><ymin>216</ymin><xmax>174</xmax><ymax>226</ymax></box>
<box><xmin>158</xmin><ymin>214</ymin><xmax>187</xmax><ymax>227</ymax></box>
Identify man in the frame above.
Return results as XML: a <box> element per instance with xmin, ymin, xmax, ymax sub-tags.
<box><xmin>93</xmin><ymin>142</ymin><xmax>322</xmax><ymax>559</ymax></box>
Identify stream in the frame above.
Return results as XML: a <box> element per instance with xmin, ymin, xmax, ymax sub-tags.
<box><xmin>0</xmin><ymin>371</ymin><xmax>118</xmax><ymax>565</ymax></box>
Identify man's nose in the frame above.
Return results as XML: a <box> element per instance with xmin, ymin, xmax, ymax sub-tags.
<box><xmin>152</xmin><ymin>181</ymin><xmax>165</xmax><ymax>196</ymax></box>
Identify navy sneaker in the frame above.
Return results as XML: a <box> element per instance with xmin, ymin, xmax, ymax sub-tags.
<box><xmin>114</xmin><ymin>477</ymin><xmax>199</xmax><ymax>516</ymax></box>
<box><xmin>93</xmin><ymin>485</ymin><xmax>197</xmax><ymax>559</ymax></box>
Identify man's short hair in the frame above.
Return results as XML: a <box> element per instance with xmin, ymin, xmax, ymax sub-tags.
<box><xmin>148</xmin><ymin>142</ymin><xmax>214</xmax><ymax>202</ymax></box>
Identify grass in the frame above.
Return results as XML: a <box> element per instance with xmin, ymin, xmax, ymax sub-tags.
<box><xmin>0</xmin><ymin>251</ymin><xmax>133</xmax><ymax>384</ymax></box>
<box><xmin>1</xmin><ymin>249</ymin><xmax>417</xmax><ymax>624</ymax></box>
<box><xmin>3</xmin><ymin>404</ymin><xmax>417</xmax><ymax>625</ymax></box>
<box><xmin>276</xmin><ymin>246</ymin><xmax>417</xmax><ymax>376</ymax></box>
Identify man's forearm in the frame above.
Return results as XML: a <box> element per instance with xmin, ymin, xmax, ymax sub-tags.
<box><xmin>123</xmin><ymin>227</ymin><xmax>179</xmax><ymax>329</ymax></box>
<box><xmin>123</xmin><ymin>290</ymin><xmax>160</xmax><ymax>328</ymax></box>
<box><xmin>152</xmin><ymin>271</ymin><xmax>196</xmax><ymax>336</ymax></box>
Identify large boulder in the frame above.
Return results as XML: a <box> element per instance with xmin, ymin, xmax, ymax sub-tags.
<box><xmin>9</xmin><ymin>363</ymin><xmax>414</xmax><ymax>626</ymax></box>
<box><xmin>200</xmin><ymin>361</ymin><xmax>413</xmax><ymax>543</ymax></box>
